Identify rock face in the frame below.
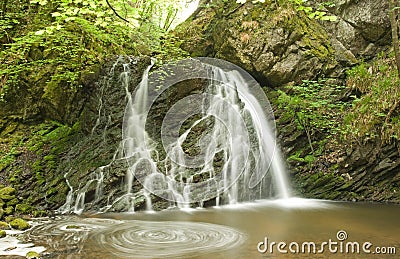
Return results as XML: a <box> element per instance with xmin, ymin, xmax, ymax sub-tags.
<box><xmin>176</xmin><ymin>0</ymin><xmax>392</xmax><ymax>84</ymax></box>
<box><xmin>316</xmin><ymin>0</ymin><xmax>391</xmax><ymax>59</ymax></box>
<box><xmin>175</xmin><ymin>1</ymin><xmax>353</xmax><ymax>87</ymax></box>
<box><xmin>294</xmin><ymin>140</ymin><xmax>400</xmax><ymax>202</ymax></box>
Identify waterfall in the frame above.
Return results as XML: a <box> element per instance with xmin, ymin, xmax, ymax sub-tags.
<box><xmin>121</xmin><ymin>57</ymin><xmax>290</xmax><ymax>210</ymax></box>
<box><xmin>60</xmin><ymin>57</ymin><xmax>290</xmax><ymax>214</ymax></box>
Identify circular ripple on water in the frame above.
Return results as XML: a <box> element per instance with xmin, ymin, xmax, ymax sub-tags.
<box><xmin>90</xmin><ymin>220</ymin><xmax>246</xmax><ymax>258</ymax></box>
<box><xmin>23</xmin><ymin>216</ymin><xmax>123</xmax><ymax>254</ymax></box>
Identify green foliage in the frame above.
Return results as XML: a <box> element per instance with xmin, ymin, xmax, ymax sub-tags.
<box><xmin>343</xmin><ymin>52</ymin><xmax>400</xmax><ymax>143</ymax></box>
<box><xmin>278</xmin><ymin>79</ymin><xmax>349</xmax><ymax>138</ymax></box>
<box><xmin>0</xmin><ymin>0</ymin><xmax>189</xmax><ymax>103</ymax></box>
<box><xmin>293</xmin><ymin>0</ymin><xmax>337</xmax><ymax>21</ymax></box>
<box><xmin>288</xmin><ymin>150</ymin><xmax>316</xmax><ymax>164</ymax></box>
<box><xmin>1</xmin><ymin>1</ymin><xmax>133</xmax><ymax>102</ymax></box>
<box><xmin>235</xmin><ymin>0</ymin><xmax>337</xmax><ymax>21</ymax></box>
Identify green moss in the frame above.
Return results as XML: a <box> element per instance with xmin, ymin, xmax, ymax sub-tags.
<box><xmin>0</xmin><ymin>221</ymin><xmax>10</xmax><ymax>230</ymax></box>
<box><xmin>26</xmin><ymin>251</ymin><xmax>40</xmax><ymax>259</ymax></box>
<box><xmin>4</xmin><ymin>206</ymin><xmax>14</xmax><ymax>215</ymax></box>
<box><xmin>32</xmin><ymin>210</ymin><xmax>47</xmax><ymax>218</ymax></box>
<box><xmin>0</xmin><ymin>230</ymin><xmax>6</xmax><ymax>238</ymax></box>
<box><xmin>9</xmin><ymin>218</ymin><xmax>31</xmax><ymax>230</ymax></box>
<box><xmin>6</xmin><ymin>197</ymin><xmax>18</xmax><ymax>207</ymax></box>
<box><xmin>0</xmin><ymin>152</ymin><xmax>16</xmax><ymax>172</ymax></box>
<box><xmin>4</xmin><ymin>216</ymin><xmax>15</xmax><ymax>222</ymax></box>
<box><xmin>15</xmin><ymin>204</ymin><xmax>33</xmax><ymax>214</ymax></box>
<box><xmin>31</xmin><ymin>160</ymin><xmax>43</xmax><ymax>173</ymax></box>
<box><xmin>0</xmin><ymin>186</ymin><xmax>16</xmax><ymax>201</ymax></box>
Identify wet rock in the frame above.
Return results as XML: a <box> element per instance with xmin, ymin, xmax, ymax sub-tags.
<box><xmin>65</xmin><ymin>225</ymin><xmax>84</xmax><ymax>230</ymax></box>
<box><xmin>301</xmin><ymin>140</ymin><xmax>400</xmax><ymax>203</ymax></box>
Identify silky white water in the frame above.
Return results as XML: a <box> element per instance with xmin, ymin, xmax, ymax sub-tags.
<box><xmin>121</xmin><ymin>58</ymin><xmax>290</xmax><ymax>210</ymax></box>
<box><xmin>60</xmin><ymin>57</ymin><xmax>291</xmax><ymax>213</ymax></box>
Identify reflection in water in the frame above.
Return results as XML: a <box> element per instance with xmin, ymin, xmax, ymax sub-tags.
<box><xmin>18</xmin><ymin>200</ymin><xmax>400</xmax><ymax>258</ymax></box>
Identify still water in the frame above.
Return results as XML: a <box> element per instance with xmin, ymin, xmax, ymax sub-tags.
<box><xmin>7</xmin><ymin>198</ymin><xmax>400</xmax><ymax>258</ymax></box>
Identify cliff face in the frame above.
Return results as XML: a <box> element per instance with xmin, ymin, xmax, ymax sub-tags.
<box><xmin>175</xmin><ymin>0</ymin><xmax>399</xmax><ymax>203</ymax></box>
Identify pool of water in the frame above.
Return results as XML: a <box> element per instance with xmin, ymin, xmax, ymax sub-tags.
<box><xmin>4</xmin><ymin>198</ymin><xmax>400</xmax><ymax>258</ymax></box>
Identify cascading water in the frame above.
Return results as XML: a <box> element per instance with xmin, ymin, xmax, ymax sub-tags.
<box><xmin>121</xmin><ymin>57</ymin><xmax>290</xmax><ymax>210</ymax></box>
<box><xmin>60</xmin><ymin>57</ymin><xmax>290</xmax><ymax>214</ymax></box>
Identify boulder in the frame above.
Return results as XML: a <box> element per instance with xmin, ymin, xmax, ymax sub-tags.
<box><xmin>175</xmin><ymin>1</ymin><xmax>353</xmax><ymax>87</ymax></box>
<box><xmin>313</xmin><ymin>0</ymin><xmax>391</xmax><ymax>58</ymax></box>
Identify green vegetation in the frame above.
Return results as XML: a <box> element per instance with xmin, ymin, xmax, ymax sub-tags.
<box><xmin>0</xmin><ymin>0</ymin><xmax>190</xmax><ymax>218</ymax></box>
<box><xmin>343</xmin><ymin>53</ymin><xmax>400</xmax><ymax>143</ymax></box>
<box><xmin>236</xmin><ymin>0</ymin><xmax>337</xmax><ymax>21</ymax></box>
<box><xmin>276</xmin><ymin>50</ymin><xmax>400</xmax><ymax>163</ymax></box>
<box><xmin>0</xmin><ymin>0</ymin><xmax>188</xmax><ymax>103</ymax></box>
<box><xmin>277</xmin><ymin>79</ymin><xmax>349</xmax><ymax>153</ymax></box>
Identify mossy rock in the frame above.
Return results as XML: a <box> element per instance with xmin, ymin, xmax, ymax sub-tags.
<box><xmin>32</xmin><ymin>210</ymin><xmax>47</xmax><ymax>218</ymax></box>
<box><xmin>4</xmin><ymin>215</ymin><xmax>15</xmax><ymax>222</ymax></box>
<box><xmin>15</xmin><ymin>204</ymin><xmax>33</xmax><ymax>214</ymax></box>
<box><xmin>0</xmin><ymin>186</ymin><xmax>16</xmax><ymax>201</ymax></box>
<box><xmin>0</xmin><ymin>230</ymin><xmax>6</xmax><ymax>238</ymax></box>
<box><xmin>10</xmin><ymin>218</ymin><xmax>31</xmax><ymax>230</ymax></box>
<box><xmin>0</xmin><ymin>221</ymin><xmax>9</xmax><ymax>230</ymax></box>
<box><xmin>4</xmin><ymin>206</ymin><xmax>14</xmax><ymax>215</ymax></box>
<box><xmin>6</xmin><ymin>197</ymin><xmax>19</xmax><ymax>207</ymax></box>
<box><xmin>26</xmin><ymin>251</ymin><xmax>40</xmax><ymax>259</ymax></box>
<box><xmin>0</xmin><ymin>208</ymin><xmax>3</xmax><ymax>219</ymax></box>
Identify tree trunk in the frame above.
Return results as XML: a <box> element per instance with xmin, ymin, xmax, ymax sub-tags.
<box><xmin>389</xmin><ymin>0</ymin><xmax>400</xmax><ymax>75</ymax></box>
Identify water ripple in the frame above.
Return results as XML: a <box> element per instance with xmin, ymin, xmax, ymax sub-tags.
<box><xmin>90</xmin><ymin>220</ymin><xmax>246</xmax><ymax>258</ymax></box>
<box><xmin>23</xmin><ymin>217</ymin><xmax>123</xmax><ymax>255</ymax></box>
